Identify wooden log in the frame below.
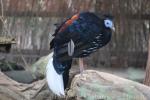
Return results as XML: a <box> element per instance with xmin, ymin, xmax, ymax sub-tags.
<box><xmin>67</xmin><ymin>70</ymin><xmax>150</xmax><ymax>100</ymax></box>
<box><xmin>1</xmin><ymin>69</ymin><xmax>150</xmax><ymax>100</ymax></box>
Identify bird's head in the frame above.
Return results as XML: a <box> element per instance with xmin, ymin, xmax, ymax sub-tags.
<box><xmin>103</xmin><ymin>14</ymin><xmax>115</xmax><ymax>32</ymax></box>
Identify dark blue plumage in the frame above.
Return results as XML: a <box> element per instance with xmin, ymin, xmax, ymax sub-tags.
<box><xmin>47</xmin><ymin>12</ymin><xmax>114</xmax><ymax>95</ymax></box>
<box><xmin>51</xmin><ymin>12</ymin><xmax>113</xmax><ymax>59</ymax></box>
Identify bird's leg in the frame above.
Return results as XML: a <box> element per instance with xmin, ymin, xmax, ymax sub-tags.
<box><xmin>79</xmin><ymin>58</ymin><xmax>84</xmax><ymax>74</ymax></box>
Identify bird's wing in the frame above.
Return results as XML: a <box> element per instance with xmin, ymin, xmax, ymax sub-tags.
<box><xmin>68</xmin><ymin>39</ymin><xmax>75</xmax><ymax>56</ymax></box>
<box><xmin>51</xmin><ymin>12</ymin><xmax>104</xmax><ymax>59</ymax></box>
<box><xmin>50</xmin><ymin>13</ymin><xmax>79</xmax><ymax>49</ymax></box>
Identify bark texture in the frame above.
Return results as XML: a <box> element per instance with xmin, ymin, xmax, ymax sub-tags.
<box><xmin>144</xmin><ymin>34</ymin><xmax>150</xmax><ymax>86</ymax></box>
<box><xmin>1</xmin><ymin>70</ymin><xmax>150</xmax><ymax>100</ymax></box>
<box><xmin>67</xmin><ymin>70</ymin><xmax>150</xmax><ymax>100</ymax></box>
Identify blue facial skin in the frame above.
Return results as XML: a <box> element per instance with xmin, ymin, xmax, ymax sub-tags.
<box><xmin>104</xmin><ymin>19</ymin><xmax>113</xmax><ymax>29</ymax></box>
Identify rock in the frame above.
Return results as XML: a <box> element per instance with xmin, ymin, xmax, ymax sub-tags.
<box><xmin>67</xmin><ymin>70</ymin><xmax>150</xmax><ymax>100</ymax></box>
<box><xmin>4</xmin><ymin>71</ymin><xmax>35</xmax><ymax>84</ymax></box>
<box><xmin>31</xmin><ymin>53</ymin><xmax>51</xmax><ymax>79</ymax></box>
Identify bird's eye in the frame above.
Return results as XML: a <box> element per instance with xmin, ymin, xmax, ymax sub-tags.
<box><xmin>104</xmin><ymin>19</ymin><xmax>113</xmax><ymax>28</ymax></box>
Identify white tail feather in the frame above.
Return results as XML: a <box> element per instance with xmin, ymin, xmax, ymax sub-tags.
<box><xmin>46</xmin><ymin>52</ymin><xmax>65</xmax><ymax>96</ymax></box>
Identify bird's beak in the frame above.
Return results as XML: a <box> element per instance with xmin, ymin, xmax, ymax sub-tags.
<box><xmin>111</xmin><ymin>26</ymin><xmax>115</xmax><ymax>32</ymax></box>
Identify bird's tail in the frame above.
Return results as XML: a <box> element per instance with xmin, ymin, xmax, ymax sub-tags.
<box><xmin>46</xmin><ymin>52</ymin><xmax>72</xmax><ymax>96</ymax></box>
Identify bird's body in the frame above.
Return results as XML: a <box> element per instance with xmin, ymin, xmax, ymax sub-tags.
<box><xmin>46</xmin><ymin>12</ymin><xmax>114</xmax><ymax>96</ymax></box>
<box><xmin>51</xmin><ymin>12</ymin><xmax>112</xmax><ymax>59</ymax></box>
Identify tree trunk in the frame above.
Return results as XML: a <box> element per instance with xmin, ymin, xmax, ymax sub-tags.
<box><xmin>0</xmin><ymin>20</ymin><xmax>2</xmax><ymax>34</ymax></box>
<box><xmin>68</xmin><ymin>70</ymin><xmax>150</xmax><ymax>100</ymax></box>
<box><xmin>1</xmin><ymin>69</ymin><xmax>150</xmax><ymax>100</ymax></box>
<box><xmin>144</xmin><ymin>33</ymin><xmax>150</xmax><ymax>86</ymax></box>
